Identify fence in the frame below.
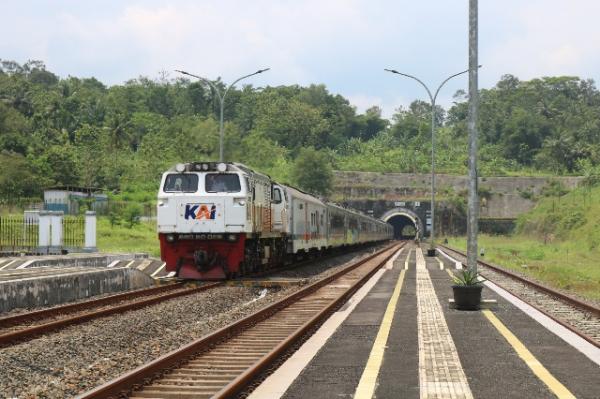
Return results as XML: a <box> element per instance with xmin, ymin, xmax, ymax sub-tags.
<box><xmin>0</xmin><ymin>216</ymin><xmax>39</xmax><ymax>253</ymax></box>
<box><xmin>63</xmin><ymin>216</ymin><xmax>86</xmax><ymax>248</ymax></box>
<box><xmin>0</xmin><ymin>211</ymin><xmax>95</xmax><ymax>255</ymax></box>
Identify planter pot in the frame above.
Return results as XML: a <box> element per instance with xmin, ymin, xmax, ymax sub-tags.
<box><xmin>452</xmin><ymin>284</ymin><xmax>483</xmax><ymax>310</ymax></box>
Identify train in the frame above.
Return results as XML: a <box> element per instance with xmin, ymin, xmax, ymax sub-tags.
<box><xmin>156</xmin><ymin>161</ymin><xmax>393</xmax><ymax>279</ymax></box>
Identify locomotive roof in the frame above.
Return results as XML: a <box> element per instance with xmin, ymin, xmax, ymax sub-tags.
<box><xmin>166</xmin><ymin>162</ymin><xmax>271</xmax><ymax>180</ymax></box>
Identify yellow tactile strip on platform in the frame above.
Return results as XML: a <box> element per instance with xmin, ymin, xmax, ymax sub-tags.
<box><xmin>482</xmin><ymin>310</ymin><xmax>576</xmax><ymax>399</ymax></box>
<box><xmin>416</xmin><ymin>248</ymin><xmax>473</xmax><ymax>399</ymax></box>
<box><xmin>354</xmin><ymin>269</ymin><xmax>406</xmax><ymax>398</ymax></box>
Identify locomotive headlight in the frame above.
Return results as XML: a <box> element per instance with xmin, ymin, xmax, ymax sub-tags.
<box><xmin>226</xmin><ymin>234</ymin><xmax>237</xmax><ymax>242</ymax></box>
<box><xmin>175</xmin><ymin>163</ymin><xmax>186</xmax><ymax>172</ymax></box>
<box><xmin>166</xmin><ymin>234</ymin><xmax>176</xmax><ymax>243</ymax></box>
<box><xmin>217</xmin><ymin>162</ymin><xmax>227</xmax><ymax>172</ymax></box>
<box><xmin>201</xmin><ymin>163</ymin><xmax>209</xmax><ymax>171</ymax></box>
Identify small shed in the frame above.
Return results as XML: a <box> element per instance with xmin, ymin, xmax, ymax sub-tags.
<box><xmin>44</xmin><ymin>186</ymin><xmax>108</xmax><ymax>215</ymax></box>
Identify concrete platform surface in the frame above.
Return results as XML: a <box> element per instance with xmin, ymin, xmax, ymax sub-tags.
<box><xmin>250</xmin><ymin>244</ymin><xmax>600</xmax><ymax>399</ymax></box>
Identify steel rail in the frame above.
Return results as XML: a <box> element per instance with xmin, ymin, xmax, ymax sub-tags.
<box><xmin>78</xmin><ymin>242</ymin><xmax>403</xmax><ymax>399</ymax></box>
<box><xmin>0</xmin><ymin>242</ymin><xmax>389</xmax><ymax>347</ymax></box>
<box><xmin>0</xmin><ymin>282</ymin><xmax>222</xmax><ymax>347</ymax></box>
<box><xmin>440</xmin><ymin>244</ymin><xmax>600</xmax><ymax>348</ymax></box>
<box><xmin>214</xmin><ymin>243</ymin><xmax>403</xmax><ymax>398</ymax></box>
<box><xmin>439</xmin><ymin>244</ymin><xmax>600</xmax><ymax>317</ymax></box>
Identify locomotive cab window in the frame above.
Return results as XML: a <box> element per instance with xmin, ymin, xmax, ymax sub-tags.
<box><xmin>272</xmin><ymin>188</ymin><xmax>282</xmax><ymax>204</ymax></box>
<box><xmin>163</xmin><ymin>174</ymin><xmax>199</xmax><ymax>192</ymax></box>
<box><xmin>205</xmin><ymin>173</ymin><xmax>241</xmax><ymax>193</ymax></box>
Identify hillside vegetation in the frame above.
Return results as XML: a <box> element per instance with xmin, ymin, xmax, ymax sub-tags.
<box><xmin>448</xmin><ymin>183</ymin><xmax>600</xmax><ymax>303</ymax></box>
<box><xmin>2</xmin><ymin>60</ymin><xmax>600</xmax><ymax>200</ymax></box>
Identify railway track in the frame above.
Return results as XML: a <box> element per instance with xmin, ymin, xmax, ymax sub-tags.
<box><xmin>0</xmin><ymin>243</ymin><xmax>389</xmax><ymax>349</ymax></box>
<box><xmin>439</xmin><ymin>244</ymin><xmax>600</xmax><ymax>347</ymax></box>
<box><xmin>0</xmin><ymin>282</ymin><xmax>221</xmax><ymax>347</ymax></box>
<box><xmin>78</xmin><ymin>242</ymin><xmax>403</xmax><ymax>399</ymax></box>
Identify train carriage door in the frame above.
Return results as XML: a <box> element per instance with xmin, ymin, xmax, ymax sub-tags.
<box><xmin>251</xmin><ymin>180</ymin><xmax>257</xmax><ymax>232</ymax></box>
<box><xmin>304</xmin><ymin>202</ymin><xmax>309</xmax><ymax>242</ymax></box>
<box><xmin>271</xmin><ymin>185</ymin><xmax>285</xmax><ymax>232</ymax></box>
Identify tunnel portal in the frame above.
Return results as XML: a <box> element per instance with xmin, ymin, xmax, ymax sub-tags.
<box><xmin>387</xmin><ymin>214</ymin><xmax>417</xmax><ymax>239</ymax></box>
<box><xmin>381</xmin><ymin>207</ymin><xmax>423</xmax><ymax>240</ymax></box>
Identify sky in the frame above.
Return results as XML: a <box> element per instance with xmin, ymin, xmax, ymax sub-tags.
<box><xmin>2</xmin><ymin>0</ymin><xmax>600</xmax><ymax>118</ymax></box>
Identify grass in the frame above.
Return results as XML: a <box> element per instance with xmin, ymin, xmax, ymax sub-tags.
<box><xmin>443</xmin><ymin>184</ymin><xmax>600</xmax><ymax>303</ymax></box>
<box><xmin>97</xmin><ymin>217</ymin><xmax>160</xmax><ymax>257</ymax></box>
<box><xmin>445</xmin><ymin>234</ymin><xmax>600</xmax><ymax>303</ymax></box>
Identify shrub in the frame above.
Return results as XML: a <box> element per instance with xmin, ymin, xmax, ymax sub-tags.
<box><xmin>123</xmin><ymin>203</ymin><xmax>143</xmax><ymax>228</ymax></box>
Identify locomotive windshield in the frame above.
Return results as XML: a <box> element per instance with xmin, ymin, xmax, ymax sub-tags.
<box><xmin>163</xmin><ymin>173</ymin><xmax>199</xmax><ymax>192</ymax></box>
<box><xmin>205</xmin><ymin>173</ymin><xmax>241</xmax><ymax>193</ymax></box>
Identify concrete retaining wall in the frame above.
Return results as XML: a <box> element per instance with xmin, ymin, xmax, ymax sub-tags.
<box><xmin>0</xmin><ymin>267</ymin><xmax>155</xmax><ymax>313</ymax></box>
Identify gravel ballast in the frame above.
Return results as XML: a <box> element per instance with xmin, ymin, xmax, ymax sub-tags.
<box><xmin>0</xmin><ymin>247</ymin><xmax>381</xmax><ymax>398</ymax></box>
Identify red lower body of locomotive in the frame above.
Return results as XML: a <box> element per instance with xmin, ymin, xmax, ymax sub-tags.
<box><xmin>159</xmin><ymin>233</ymin><xmax>246</xmax><ymax>280</ymax></box>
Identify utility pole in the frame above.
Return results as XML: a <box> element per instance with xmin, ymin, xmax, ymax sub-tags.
<box><xmin>467</xmin><ymin>0</ymin><xmax>479</xmax><ymax>272</ymax></box>
<box><xmin>175</xmin><ymin>68</ymin><xmax>270</xmax><ymax>162</ymax></box>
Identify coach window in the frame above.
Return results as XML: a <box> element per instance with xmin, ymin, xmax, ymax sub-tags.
<box><xmin>163</xmin><ymin>174</ymin><xmax>199</xmax><ymax>192</ymax></box>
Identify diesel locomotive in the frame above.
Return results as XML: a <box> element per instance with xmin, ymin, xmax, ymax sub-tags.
<box><xmin>157</xmin><ymin>161</ymin><xmax>393</xmax><ymax>280</ymax></box>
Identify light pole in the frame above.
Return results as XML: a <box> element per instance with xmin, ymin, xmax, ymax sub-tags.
<box><xmin>384</xmin><ymin>67</ymin><xmax>472</xmax><ymax>255</ymax></box>
<box><xmin>175</xmin><ymin>68</ymin><xmax>270</xmax><ymax>162</ymax></box>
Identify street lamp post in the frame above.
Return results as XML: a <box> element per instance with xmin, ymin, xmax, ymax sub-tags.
<box><xmin>385</xmin><ymin>68</ymin><xmax>471</xmax><ymax>255</ymax></box>
<box><xmin>175</xmin><ymin>68</ymin><xmax>270</xmax><ymax>162</ymax></box>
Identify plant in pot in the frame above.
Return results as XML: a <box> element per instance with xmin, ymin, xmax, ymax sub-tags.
<box><xmin>451</xmin><ymin>269</ymin><xmax>485</xmax><ymax>310</ymax></box>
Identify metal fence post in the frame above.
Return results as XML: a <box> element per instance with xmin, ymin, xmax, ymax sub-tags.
<box><xmin>38</xmin><ymin>211</ymin><xmax>51</xmax><ymax>254</ymax></box>
<box><xmin>50</xmin><ymin>211</ymin><xmax>64</xmax><ymax>253</ymax></box>
<box><xmin>84</xmin><ymin>211</ymin><xmax>97</xmax><ymax>252</ymax></box>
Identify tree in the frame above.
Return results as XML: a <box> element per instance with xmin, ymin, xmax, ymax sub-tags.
<box><xmin>253</xmin><ymin>93</ymin><xmax>330</xmax><ymax>150</ymax></box>
<box><xmin>291</xmin><ymin>147</ymin><xmax>333</xmax><ymax>196</ymax></box>
<box><xmin>0</xmin><ymin>152</ymin><xmax>45</xmax><ymax>197</ymax></box>
<box><xmin>353</xmin><ymin>106</ymin><xmax>389</xmax><ymax>141</ymax></box>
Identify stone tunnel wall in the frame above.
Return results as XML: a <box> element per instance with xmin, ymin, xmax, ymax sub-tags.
<box><xmin>332</xmin><ymin>171</ymin><xmax>582</xmax><ymax>233</ymax></box>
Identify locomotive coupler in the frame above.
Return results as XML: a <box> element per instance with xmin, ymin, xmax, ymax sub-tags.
<box><xmin>193</xmin><ymin>249</ymin><xmax>219</xmax><ymax>272</ymax></box>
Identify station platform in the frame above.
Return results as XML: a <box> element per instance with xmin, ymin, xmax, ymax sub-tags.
<box><xmin>0</xmin><ymin>254</ymin><xmax>169</xmax><ymax>279</ymax></box>
<box><xmin>0</xmin><ymin>254</ymin><xmax>171</xmax><ymax>313</ymax></box>
<box><xmin>250</xmin><ymin>244</ymin><xmax>600</xmax><ymax>399</ymax></box>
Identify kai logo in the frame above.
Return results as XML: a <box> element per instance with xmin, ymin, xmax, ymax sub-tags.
<box><xmin>185</xmin><ymin>204</ymin><xmax>217</xmax><ymax>220</ymax></box>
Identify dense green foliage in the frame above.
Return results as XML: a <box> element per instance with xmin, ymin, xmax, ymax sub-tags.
<box><xmin>1</xmin><ymin>60</ymin><xmax>600</xmax><ymax>199</ymax></box>
<box><xmin>516</xmin><ymin>183</ymin><xmax>600</xmax><ymax>249</ymax></box>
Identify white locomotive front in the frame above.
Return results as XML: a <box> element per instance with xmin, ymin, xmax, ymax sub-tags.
<box><xmin>157</xmin><ymin>162</ymin><xmax>278</xmax><ymax>279</ymax></box>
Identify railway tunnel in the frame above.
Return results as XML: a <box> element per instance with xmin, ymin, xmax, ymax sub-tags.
<box><xmin>381</xmin><ymin>208</ymin><xmax>423</xmax><ymax>240</ymax></box>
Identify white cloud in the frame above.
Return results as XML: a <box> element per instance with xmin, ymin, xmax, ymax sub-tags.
<box><xmin>346</xmin><ymin>93</ymin><xmax>411</xmax><ymax>120</ymax></box>
<box><xmin>2</xmin><ymin>0</ymin><xmax>600</xmax><ymax>106</ymax></box>
<box><xmin>48</xmin><ymin>0</ymin><xmax>373</xmax><ymax>85</ymax></box>
<box><xmin>482</xmin><ymin>1</ymin><xmax>600</xmax><ymax>85</ymax></box>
